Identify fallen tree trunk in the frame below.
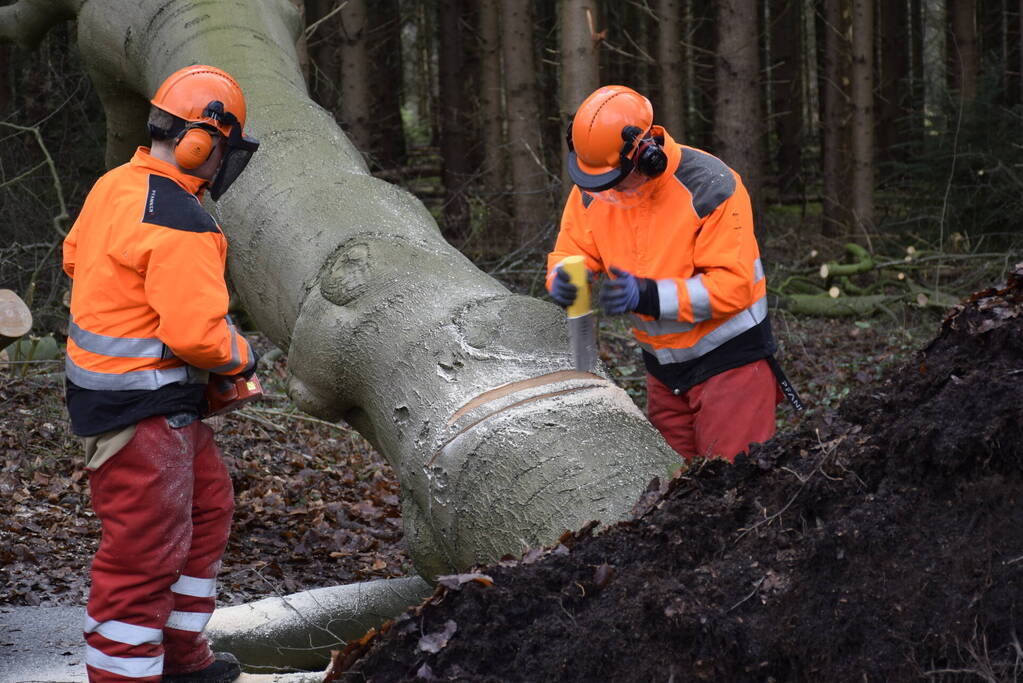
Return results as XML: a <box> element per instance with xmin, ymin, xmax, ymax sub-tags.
<box><xmin>1</xmin><ymin>0</ymin><xmax>679</xmax><ymax>669</ymax></box>
<box><xmin>0</xmin><ymin>289</ymin><xmax>32</xmax><ymax>349</ymax></box>
<box><xmin>206</xmin><ymin>576</ymin><xmax>432</xmax><ymax>671</ymax></box>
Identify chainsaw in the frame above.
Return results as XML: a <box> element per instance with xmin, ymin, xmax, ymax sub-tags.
<box><xmin>204</xmin><ymin>373</ymin><xmax>263</xmax><ymax>417</ymax></box>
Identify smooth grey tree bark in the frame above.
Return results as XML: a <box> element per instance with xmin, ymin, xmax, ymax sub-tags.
<box><xmin>1</xmin><ymin>0</ymin><xmax>679</xmax><ymax>669</ymax></box>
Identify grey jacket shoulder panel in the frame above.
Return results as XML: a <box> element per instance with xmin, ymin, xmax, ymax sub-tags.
<box><xmin>673</xmin><ymin>147</ymin><xmax>737</xmax><ymax>219</ymax></box>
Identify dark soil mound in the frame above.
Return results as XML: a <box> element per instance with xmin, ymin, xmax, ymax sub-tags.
<box><xmin>345</xmin><ymin>266</ymin><xmax>1023</xmax><ymax>682</ymax></box>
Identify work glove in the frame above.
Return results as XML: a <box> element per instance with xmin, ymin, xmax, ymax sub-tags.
<box><xmin>599</xmin><ymin>267</ymin><xmax>641</xmax><ymax>315</ymax></box>
<box><xmin>549</xmin><ymin>266</ymin><xmax>579</xmax><ymax>308</ymax></box>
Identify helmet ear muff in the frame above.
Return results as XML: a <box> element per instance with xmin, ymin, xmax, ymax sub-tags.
<box><xmin>619</xmin><ymin>126</ymin><xmax>667</xmax><ymax>179</ymax></box>
<box><xmin>621</xmin><ymin>126</ymin><xmax>667</xmax><ymax>178</ymax></box>
<box><xmin>174</xmin><ymin>125</ymin><xmax>215</xmax><ymax>170</ymax></box>
<box><xmin>634</xmin><ymin>136</ymin><xmax>668</xmax><ymax>177</ymax></box>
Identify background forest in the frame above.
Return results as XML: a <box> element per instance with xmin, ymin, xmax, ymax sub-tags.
<box><xmin>2</xmin><ymin>0</ymin><xmax>1022</xmax><ymax>335</ymax></box>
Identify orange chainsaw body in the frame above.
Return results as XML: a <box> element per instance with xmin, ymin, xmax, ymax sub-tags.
<box><xmin>204</xmin><ymin>373</ymin><xmax>263</xmax><ymax>417</ymax></box>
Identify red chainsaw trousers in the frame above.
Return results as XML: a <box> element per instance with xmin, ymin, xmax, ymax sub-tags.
<box><xmin>84</xmin><ymin>415</ymin><xmax>234</xmax><ymax>682</ymax></box>
<box><xmin>647</xmin><ymin>359</ymin><xmax>781</xmax><ymax>462</ymax></box>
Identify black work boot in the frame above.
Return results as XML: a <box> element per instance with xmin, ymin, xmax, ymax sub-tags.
<box><xmin>162</xmin><ymin>652</ymin><xmax>242</xmax><ymax>683</ymax></box>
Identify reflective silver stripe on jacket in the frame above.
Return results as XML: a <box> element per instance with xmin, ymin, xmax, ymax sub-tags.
<box><xmin>628</xmin><ymin>258</ymin><xmax>765</xmax><ymax>336</ymax></box>
<box><xmin>65</xmin><ymin>355</ymin><xmax>207</xmax><ymax>390</ymax></box>
<box><xmin>69</xmin><ymin>320</ymin><xmax>166</xmax><ymax>358</ymax></box>
<box><xmin>638</xmin><ymin>295</ymin><xmax>768</xmax><ymax>364</ymax></box>
<box><xmin>686</xmin><ymin>274</ymin><xmax>712</xmax><ymax>322</ymax></box>
<box><xmin>655</xmin><ymin>279</ymin><xmax>680</xmax><ymax>320</ymax></box>
<box><xmin>208</xmin><ymin>318</ymin><xmax>248</xmax><ymax>375</ymax></box>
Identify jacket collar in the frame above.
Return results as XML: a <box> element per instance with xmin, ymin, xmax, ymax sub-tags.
<box><xmin>130</xmin><ymin>147</ymin><xmax>207</xmax><ymax>197</ymax></box>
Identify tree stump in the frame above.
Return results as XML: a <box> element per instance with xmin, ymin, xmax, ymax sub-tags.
<box><xmin>0</xmin><ymin>290</ymin><xmax>32</xmax><ymax>349</ymax></box>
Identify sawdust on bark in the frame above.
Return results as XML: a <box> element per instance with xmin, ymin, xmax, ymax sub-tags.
<box><xmin>346</xmin><ymin>268</ymin><xmax>1023</xmax><ymax>682</ymax></box>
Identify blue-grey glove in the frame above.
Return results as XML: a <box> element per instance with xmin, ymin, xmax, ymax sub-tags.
<box><xmin>549</xmin><ymin>266</ymin><xmax>578</xmax><ymax>307</ymax></box>
<box><xmin>600</xmin><ymin>267</ymin><xmax>640</xmax><ymax>315</ymax></box>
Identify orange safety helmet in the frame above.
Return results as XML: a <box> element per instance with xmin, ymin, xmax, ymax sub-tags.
<box><xmin>566</xmin><ymin>85</ymin><xmax>665</xmax><ymax>192</ymax></box>
<box><xmin>151</xmin><ymin>65</ymin><xmax>248</xmax><ymax>135</ymax></box>
<box><xmin>149</xmin><ymin>65</ymin><xmax>260</xmax><ymax>200</ymax></box>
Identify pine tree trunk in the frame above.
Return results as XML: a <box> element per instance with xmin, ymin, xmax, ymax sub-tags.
<box><xmin>948</xmin><ymin>0</ymin><xmax>978</xmax><ymax>101</ymax></box>
<box><xmin>339</xmin><ymin>0</ymin><xmax>372</xmax><ymax>159</ymax></box>
<box><xmin>305</xmin><ymin>0</ymin><xmax>338</xmax><ymax>110</ymax></box>
<box><xmin>500</xmin><ymin>0</ymin><xmax>550</xmax><ymax>244</ymax></box>
<box><xmin>656</xmin><ymin>0</ymin><xmax>685</xmax><ymax>139</ymax></box>
<box><xmin>478</xmin><ymin>0</ymin><xmax>507</xmax><ymax>240</ymax></box>
<box><xmin>559</xmin><ymin>0</ymin><xmax>600</xmax><ymax>200</ymax></box>
<box><xmin>714</xmin><ymin>0</ymin><xmax>764</xmax><ymax>219</ymax></box>
<box><xmin>922</xmin><ymin>0</ymin><xmax>946</xmax><ymax>128</ymax></box>
<box><xmin>438</xmin><ymin>0</ymin><xmax>471</xmax><ymax>240</ymax></box>
<box><xmin>821</xmin><ymin>0</ymin><xmax>852</xmax><ymax>237</ymax></box>
<box><xmin>878</xmin><ymin>0</ymin><xmax>910</xmax><ymax>163</ymax></box>
<box><xmin>770</xmin><ymin>0</ymin><xmax>805</xmax><ymax>199</ymax></box>
<box><xmin>0</xmin><ymin>44</ymin><xmax>9</xmax><ymax>114</ymax></box>
<box><xmin>367</xmin><ymin>0</ymin><xmax>405</xmax><ymax>171</ymax></box>
<box><xmin>849</xmin><ymin>0</ymin><xmax>873</xmax><ymax>232</ymax></box>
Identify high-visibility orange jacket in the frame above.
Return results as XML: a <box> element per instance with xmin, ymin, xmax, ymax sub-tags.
<box><xmin>63</xmin><ymin>147</ymin><xmax>254</xmax><ymax>435</ymax></box>
<box><xmin>547</xmin><ymin>127</ymin><xmax>774</xmax><ymax>390</ymax></box>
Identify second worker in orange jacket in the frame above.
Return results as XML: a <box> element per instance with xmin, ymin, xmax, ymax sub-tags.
<box><xmin>547</xmin><ymin>85</ymin><xmax>786</xmax><ymax>462</ymax></box>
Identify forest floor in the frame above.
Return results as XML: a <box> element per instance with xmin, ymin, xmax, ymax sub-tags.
<box><xmin>1</xmin><ymin>237</ymin><xmax>1020</xmax><ymax>681</ymax></box>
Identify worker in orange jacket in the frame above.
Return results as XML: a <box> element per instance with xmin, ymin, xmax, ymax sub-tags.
<box><xmin>548</xmin><ymin>85</ymin><xmax>799</xmax><ymax>462</ymax></box>
<box><xmin>63</xmin><ymin>65</ymin><xmax>260</xmax><ymax>683</ymax></box>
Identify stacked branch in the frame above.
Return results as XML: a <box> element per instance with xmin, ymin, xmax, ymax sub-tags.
<box><xmin>773</xmin><ymin>243</ymin><xmax>976</xmax><ymax>317</ymax></box>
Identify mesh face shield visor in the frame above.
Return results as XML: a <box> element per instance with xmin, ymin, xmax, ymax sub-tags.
<box><xmin>585</xmin><ymin>168</ymin><xmax>653</xmax><ymax>208</ymax></box>
<box><xmin>209</xmin><ymin>113</ymin><xmax>259</xmax><ymax>201</ymax></box>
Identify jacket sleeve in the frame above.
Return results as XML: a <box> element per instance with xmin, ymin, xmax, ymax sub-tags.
<box><xmin>62</xmin><ymin>222</ymin><xmax>78</xmax><ymax>279</ymax></box>
<box><xmin>546</xmin><ymin>189</ymin><xmax>604</xmax><ymax>291</ymax></box>
<box><xmin>659</xmin><ymin>174</ymin><xmax>760</xmax><ymax>323</ymax></box>
<box><xmin>143</xmin><ymin>228</ymin><xmax>255</xmax><ymax>376</ymax></box>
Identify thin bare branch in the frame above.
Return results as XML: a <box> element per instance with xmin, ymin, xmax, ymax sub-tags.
<box><xmin>0</xmin><ymin>122</ymin><xmax>69</xmax><ymax>238</ymax></box>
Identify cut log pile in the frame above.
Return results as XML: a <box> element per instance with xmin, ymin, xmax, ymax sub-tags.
<box><xmin>773</xmin><ymin>242</ymin><xmax>974</xmax><ymax>317</ymax></box>
<box><xmin>0</xmin><ymin>289</ymin><xmax>32</xmax><ymax>349</ymax></box>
